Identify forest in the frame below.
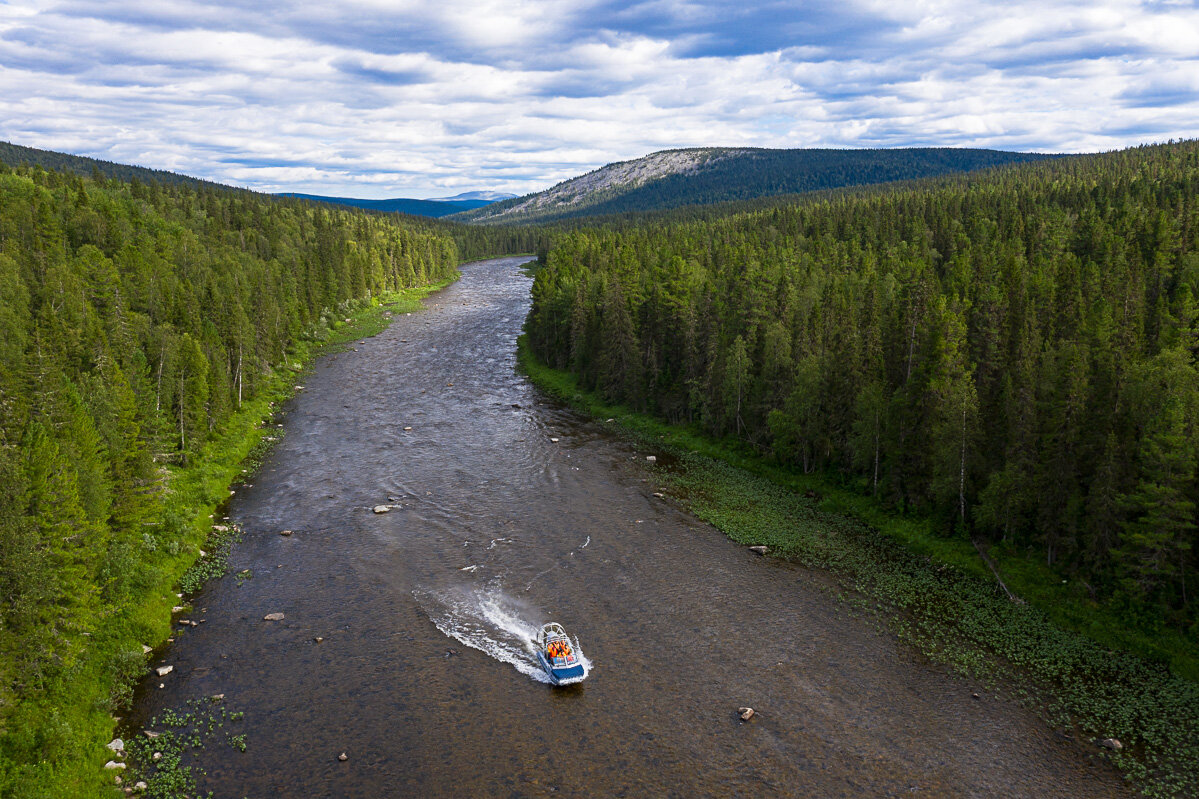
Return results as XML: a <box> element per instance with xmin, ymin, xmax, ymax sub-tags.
<box><xmin>526</xmin><ymin>140</ymin><xmax>1199</xmax><ymax>634</ymax></box>
<box><xmin>0</xmin><ymin>163</ymin><xmax>472</xmax><ymax>791</ymax></box>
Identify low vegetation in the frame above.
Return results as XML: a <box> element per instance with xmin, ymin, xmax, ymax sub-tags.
<box><xmin>519</xmin><ymin>337</ymin><xmax>1199</xmax><ymax>798</ymax></box>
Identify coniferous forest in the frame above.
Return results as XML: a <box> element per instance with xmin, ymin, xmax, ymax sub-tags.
<box><xmin>0</xmin><ymin>163</ymin><xmax>464</xmax><ymax>790</ymax></box>
<box><xmin>526</xmin><ymin>141</ymin><xmax>1199</xmax><ymax>634</ymax></box>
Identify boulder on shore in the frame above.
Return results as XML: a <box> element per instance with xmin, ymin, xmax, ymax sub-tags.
<box><xmin>748</xmin><ymin>546</ymin><xmax>768</xmax><ymax>555</ymax></box>
<box><xmin>104</xmin><ymin>761</ymin><xmax>126</xmax><ymax>770</ymax></box>
<box><xmin>106</xmin><ymin>738</ymin><xmax>124</xmax><ymax>752</ymax></box>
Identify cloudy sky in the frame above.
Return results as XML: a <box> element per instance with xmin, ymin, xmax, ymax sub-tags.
<box><xmin>1</xmin><ymin>0</ymin><xmax>1197</xmax><ymax>198</ymax></box>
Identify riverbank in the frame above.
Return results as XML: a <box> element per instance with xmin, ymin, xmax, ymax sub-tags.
<box><xmin>517</xmin><ymin>337</ymin><xmax>1199</xmax><ymax>799</ymax></box>
<box><xmin>12</xmin><ymin>277</ymin><xmax>456</xmax><ymax>799</ymax></box>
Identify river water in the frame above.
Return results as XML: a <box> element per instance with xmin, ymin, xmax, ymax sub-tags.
<box><xmin>126</xmin><ymin>257</ymin><xmax>1130</xmax><ymax>798</ymax></box>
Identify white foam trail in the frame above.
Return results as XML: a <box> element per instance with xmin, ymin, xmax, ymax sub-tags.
<box><xmin>581</xmin><ymin>536</ymin><xmax>590</xmax><ymax>548</ymax></box>
<box><xmin>459</xmin><ymin>565</ymin><xmax>480</xmax><ymax>572</ymax></box>
<box><xmin>418</xmin><ymin>587</ymin><xmax>573</xmax><ymax>684</ymax></box>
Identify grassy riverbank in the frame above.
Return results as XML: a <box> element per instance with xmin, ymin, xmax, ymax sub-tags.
<box><xmin>517</xmin><ymin>337</ymin><xmax>1199</xmax><ymax>799</ymax></box>
<box><xmin>5</xmin><ymin>278</ymin><xmax>454</xmax><ymax>799</ymax></box>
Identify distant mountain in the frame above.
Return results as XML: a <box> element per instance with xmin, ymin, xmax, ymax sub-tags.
<box><xmin>428</xmin><ymin>190</ymin><xmax>517</xmax><ymax>202</ymax></box>
<box><xmin>0</xmin><ymin>140</ymin><xmax>233</xmax><ymax>190</ymax></box>
<box><xmin>452</xmin><ymin>147</ymin><xmax>1058</xmax><ymax>224</ymax></box>
<box><xmin>276</xmin><ymin>193</ymin><xmax>495</xmax><ymax>217</ymax></box>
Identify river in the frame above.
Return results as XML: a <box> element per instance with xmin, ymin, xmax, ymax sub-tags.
<box><xmin>125</xmin><ymin>256</ymin><xmax>1130</xmax><ymax>798</ymax></box>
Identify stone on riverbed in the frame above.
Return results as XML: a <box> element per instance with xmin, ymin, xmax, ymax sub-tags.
<box><xmin>263</xmin><ymin>612</ymin><xmax>285</xmax><ymax>621</ymax></box>
<box><xmin>738</xmin><ymin>707</ymin><xmax>755</xmax><ymax>721</ymax></box>
<box><xmin>1099</xmin><ymin>738</ymin><xmax>1123</xmax><ymax>751</ymax></box>
<box><xmin>154</xmin><ymin>665</ymin><xmax>173</xmax><ymax>677</ymax></box>
<box><xmin>373</xmin><ymin>505</ymin><xmax>392</xmax><ymax>514</ymax></box>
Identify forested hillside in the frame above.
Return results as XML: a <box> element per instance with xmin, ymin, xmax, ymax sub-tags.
<box><xmin>526</xmin><ymin>141</ymin><xmax>1199</xmax><ymax>634</ymax></box>
<box><xmin>457</xmin><ymin>147</ymin><xmax>1054</xmax><ymax>224</ymax></box>
<box><xmin>0</xmin><ymin>141</ymin><xmax>232</xmax><ymax>192</ymax></box>
<box><xmin>0</xmin><ymin>162</ymin><xmax>460</xmax><ymax>793</ymax></box>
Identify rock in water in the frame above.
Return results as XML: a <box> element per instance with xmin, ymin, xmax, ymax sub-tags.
<box><xmin>738</xmin><ymin>707</ymin><xmax>755</xmax><ymax>721</ymax></box>
<box><xmin>154</xmin><ymin>665</ymin><xmax>173</xmax><ymax>677</ymax></box>
<box><xmin>748</xmin><ymin>546</ymin><xmax>768</xmax><ymax>555</ymax></box>
<box><xmin>106</xmin><ymin>738</ymin><xmax>124</xmax><ymax>752</ymax></box>
<box><xmin>1099</xmin><ymin>738</ymin><xmax>1123</xmax><ymax>751</ymax></box>
<box><xmin>104</xmin><ymin>761</ymin><xmax>126</xmax><ymax>770</ymax></box>
<box><xmin>263</xmin><ymin>612</ymin><xmax>285</xmax><ymax>621</ymax></box>
<box><xmin>645</xmin><ymin>455</ymin><xmax>657</xmax><ymax>462</ymax></box>
<box><xmin>338</xmin><ymin>752</ymin><xmax>348</xmax><ymax>762</ymax></box>
<box><xmin>373</xmin><ymin>505</ymin><xmax>391</xmax><ymax>514</ymax></box>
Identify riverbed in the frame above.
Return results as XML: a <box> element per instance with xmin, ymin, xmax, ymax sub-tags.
<box><xmin>125</xmin><ymin>256</ymin><xmax>1130</xmax><ymax>797</ymax></box>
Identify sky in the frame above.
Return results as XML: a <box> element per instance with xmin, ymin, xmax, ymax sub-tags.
<box><xmin>1</xmin><ymin>0</ymin><xmax>1198</xmax><ymax>199</ymax></box>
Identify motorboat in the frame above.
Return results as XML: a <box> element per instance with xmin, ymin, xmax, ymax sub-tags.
<box><xmin>535</xmin><ymin>622</ymin><xmax>587</xmax><ymax>685</ymax></box>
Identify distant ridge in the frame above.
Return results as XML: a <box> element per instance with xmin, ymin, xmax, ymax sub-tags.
<box><xmin>277</xmin><ymin>193</ymin><xmax>497</xmax><ymax>218</ymax></box>
<box><xmin>452</xmin><ymin>146</ymin><xmax>1058</xmax><ymax>224</ymax></box>
<box><xmin>428</xmin><ymin>190</ymin><xmax>517</xmax><ymax>202</ymax></box>
<box><xmin>0</xmin><ymin>140</ymin><xmax>233</xmax><ymax>190</ymax></box>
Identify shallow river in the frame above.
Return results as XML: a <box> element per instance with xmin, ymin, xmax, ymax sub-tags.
<box><xmin>127</xmin><ymin>257</ymin><xmax>1131</xmax><ymax>798</ymax></box>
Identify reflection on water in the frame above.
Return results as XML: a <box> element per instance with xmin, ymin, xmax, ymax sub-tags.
<box><xmin>124</xmin><ymin>257</ymin><xmax>1130</xmax><ymax>798</ymax></box>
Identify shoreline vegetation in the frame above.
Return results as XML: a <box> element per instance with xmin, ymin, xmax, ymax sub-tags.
<box><xmin>517</xmin><ymin>337</ymin><xmax>1198</xmax><ymax>798</ymax></box>
<box><xmin>111</xmin><ymin>277</ymin><xmax>456</xmax><ymax>798</ymax></box>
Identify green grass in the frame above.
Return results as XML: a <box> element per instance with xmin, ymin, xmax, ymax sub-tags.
<box><xmin>518</xmin><ymin>337</ymin><xmax>1199</xmax><ymax>799</ymax></box>
<box><xmin>2</xmin><ymin>277</ymin><xmax>456</xmax><ymax>799</ymax></box>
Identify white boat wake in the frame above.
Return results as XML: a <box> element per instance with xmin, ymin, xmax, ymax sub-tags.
<box><xmin>416</xmin><ymin>587</ymin><xmax>592</xmax><ymax>684</ymax></box>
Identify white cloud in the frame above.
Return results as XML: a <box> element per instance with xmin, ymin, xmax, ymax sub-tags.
<box><xmin>0</xmin><ymin>0</ymin><xmax>1197</xmax><ymax>197</ymax></box>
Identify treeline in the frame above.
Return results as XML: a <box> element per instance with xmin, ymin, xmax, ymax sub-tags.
<box><xmin>0</xmin><ymin>163</ymin><xmax>459</xmax><ymax>789</ymax></box>
<box><xmin>526</xmin><ymin>140</ymin><xmax>1199</xmax><ymax>632</ymax></box>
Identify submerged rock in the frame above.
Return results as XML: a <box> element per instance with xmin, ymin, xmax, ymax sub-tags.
<box><xmin>263</xmin><ymin>612</ymin><xmax>285</xmax><ymax>621</ymax></box>
<box><xmin>738</xmin><ymin>707</ymin><xmax>755</xmax><ymax>721</ymax></box>
<box><xmin>373</xmin><ymin>505</ymin><xmax>392</xmax><ymax>514</ymax></box>
<box><xmin>1099</xmin><ymin>738</ymin><xmax>1124</xmax><ymax>751</ymax></box>
<box><xmin>338</xmin><ymin>752</ymin><xmax>348</xmax><ymax>762</ymax></box>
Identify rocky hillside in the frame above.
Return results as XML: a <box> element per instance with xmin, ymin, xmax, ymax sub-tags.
<box><xmin>453</xmin><ymin>146</ymin><xmax>1056</xmax><ymax>224</ymax></box>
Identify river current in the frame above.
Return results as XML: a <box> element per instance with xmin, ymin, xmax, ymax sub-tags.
<box><xmin>125</xmin><ymin>257</ymin><xmax>1130</xmax><ymax>798</ymax></box>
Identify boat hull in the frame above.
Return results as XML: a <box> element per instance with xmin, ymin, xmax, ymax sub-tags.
<box><xmin>536</xmin><ymin>651</ymin><xmax>587</xmax><ymax>686</ymax></box>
